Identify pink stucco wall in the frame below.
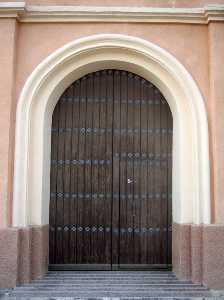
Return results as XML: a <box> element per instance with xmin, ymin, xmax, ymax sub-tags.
<box><xmin>208</xmin><ymin>22</ymin><xmax>224</xmax><ymax>223</ymax></box>
<box><xmin>1</xmin><ymin>17</ymin><xmax>224</xmax><ymax>226</ymax></box>
<box><xmin>0</xmin><ymin>0</ymin><xmax>224</xmax><ymax>290</ymax></box>
<box><xmin>13</xmin><ymin>21</ymin><xmax>215</xmax><ymax>224</ymax></box>
<box><xmin>0</xmin><ymin>19</ymin><xmax>17</xmax><ymax>227</ymax></box>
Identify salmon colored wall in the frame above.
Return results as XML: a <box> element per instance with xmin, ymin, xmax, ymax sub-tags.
<box><xmin>13</xmin><ymin>22</ymin><xmax>210</xmax><ymax>224</ymax></box>
<box><xmin>1</xmin><ymin>17</ymin><xmax>224</xmax><ymax>225</ymax></box>
<box><xmin>9</xmin><ymin>0</ymin><xmax>224</xmax><ymax>7</ymax></box>
<box><xmin>0</xmin><ymin>19</ymin><xmax>17</xmax><ymax>227</ymax></box>
<box><xmin>15</xmin><ymin>23</ymin><xmax>210</xmax><ymax>106</ymax></box>
<box><xmin>208</xmin><ymin>22</ymin><xmax>224</xmax><ymax>223</ymax></box>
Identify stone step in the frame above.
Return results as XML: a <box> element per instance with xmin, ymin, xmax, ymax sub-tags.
<box><xmin>6</xmin><ymin>271</ymin><xmax>216</xmax><ymax>299</ymax></box>
<box><xmin>45</xmin><ymin>275</ymin><xmax>177</xmax><ymax>278</ymax></box>
<box><xmin>44</xmin><ymin>276</ymin><xmax>177</xmax><ymax>280</ymax></box>
<box><xmin>46</xmin><ymin>273</ymin><xmax>176</xmax><ymax>277</ymax></box>
<box><xmin>46</xmin><ymin>270</ymin><xmax>175</xmax><ymax>276</ymax></box>
<box><xmin>19</xmin><ymin>282</ymin><xmax>205</xmax><ymax>287</ymax></box>
<box><xmin>0</xmin><ymin>294</ymin><xmax>220</xmax><ymax>300</ymax></box>
<box><xmin>26</xmin><ymin>280</ymin><xmax>195</xmax><ymax>285</ymax></box>
<box><xmin>9</xmin><ymin>291</ymin><xmax>213</xmax><ymax>297</ymax></box>
<box><xmin>46</xmin><ymin>274</ymin><xmax>176</xmax><ymax>277</ymax></box>
<box><xmin>15</xmin><ymin>286</ymin><xmax>208</xmax><ymax>291</ymax></box>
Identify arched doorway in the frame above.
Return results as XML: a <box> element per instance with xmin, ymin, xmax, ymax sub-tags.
<box><xmin>49</xmin><ymin>69</ymin><xmax>173</xmax><ymax>270</ymax></box>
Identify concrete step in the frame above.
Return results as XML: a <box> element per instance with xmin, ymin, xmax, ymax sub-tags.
<box><xmin>14</xmin><ymin>286</ymin><xmax>208</xmax><ymax>291</ymax></box>
<box><xmin>46</xmin><ymin>272</ymin><xmax>175</xmax><ymax>276</ymax></box>
<box><xmin>46</xmin><ymin>270</ymin><xmax>175</xmax><ymax>276</ymax></box>
<box><xmin>45</xmin><ymin>274</ymin><xmax>177</xmax><ymax>277</ymax></box>
<box><xmin>8</xmin><ymin>291</ymin><xmax>213</xmax><ymax>297</ymax></box>
<box><xmin>5</xmin><ymin>271</ymin><xmax>216</xmax><ymax>299</ymax></box>
<box><xmin>22</xmin><ymin>280</ymin><xmax>198</xmax><ymax>285</ymax></box>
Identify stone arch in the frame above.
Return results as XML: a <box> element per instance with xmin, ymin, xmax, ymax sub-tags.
<box><xmin>12</xmin><ymin>34</ymin><xmax>210</xmax><ymax>227</ymax></box>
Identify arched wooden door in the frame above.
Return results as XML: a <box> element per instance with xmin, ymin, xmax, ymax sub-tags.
<box><xmin>49</xmin><ymin>70</ymin><xmax>172</xmax><ymax>270</ymax></box>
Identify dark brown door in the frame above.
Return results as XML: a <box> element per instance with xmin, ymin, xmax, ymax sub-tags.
<box><xmin>49</xmin><ymin>70</ymin><xmax>172</xmax><ymax>270</ymax></box>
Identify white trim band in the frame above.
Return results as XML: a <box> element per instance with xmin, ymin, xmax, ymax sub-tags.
<box><xmin>0</xmin><ymin>2</ymin><xmax>224</xmax><ymax>23</ymax></box>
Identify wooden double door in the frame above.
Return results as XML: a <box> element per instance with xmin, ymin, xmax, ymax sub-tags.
<box><xmin>49</xmin><ymin>69</ymin><xmax>172</xmax><ymax>270</ymax></box>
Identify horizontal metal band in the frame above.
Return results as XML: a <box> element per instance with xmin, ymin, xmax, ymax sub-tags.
<box><xmin>50</xmin><ymin>192</ymin><xmax>172</xmax><ymax>199</ymax></box>
<box><xmin>60</xmin><ymin>97</ymin><xmax>165</xmax><ymax>105</ymax></box>
<box><xmin>51</xmin><ymin>158</ymin><xmax>171</xmax><ymax>166</ymax></box>
<box><xmin>50</xmin><ymin>225</ymin><xmax>172</xmax><ymax>233</ymax></box>
<box><xmin>113</xmin><ymin>152</ymin><xmax>172</xmax><ymax>158</ymax></box>
<box><xmin>51</xmin><ymin>127</ymin><xmax>173</xmax><ymax>134</ymax></box>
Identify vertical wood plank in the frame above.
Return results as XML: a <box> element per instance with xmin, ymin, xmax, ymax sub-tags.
<box><xmin>55</xmin><ymin>93</ymin><xmax>67</xmax><ymax>263</ymax></box>
<box><xmin>112</xmin><ymin>70</ymin><xmax>121</xmax><ymax>267</ymax></box>
<box><xmin>119</xmin><ymin>71</ymin><xmax>128</xmax><ymax>264</ymax></box>
<box><xmin>63</xmin><ymin>85</ymin><xmax>73</xmax><ymax>264</ymax></box>
<box><xmin>70</xmin><ymin>79</ymin><xmax>80</xmax><ymax>264</ymax></box>
<box><xmin>140</xmin><ymin>78</ymin><xmax>148</xmax><ymax>264</ymax></box>
<box><xmin>76</xmin><ymin>76</ymin><xmax>87</xmax><ymax>264</ymax></box>
<box><xmin>147</xmin><ymin>83</ymin><xmax>154</xmax><ymax>265</ymax></box>
<box><xmin>123</xmin><ymin>72</ymin><xmax>135</xmax><ymax>265</ymax></box>
<box><xmin>132</xmin><ymin>75</ymin><xmax>141</xmax><ymax>264</ymax></box>
<box><xmin>49</xmin><ymin>102</ymin><xmax>60</xmax><ymax>264</ymax></box>
<box><xmin>105</xmin><ymin>70</ymin><xmax>113</xmax><ymax>265</ymax></box>
<box><xmin>91</xmin><ymin>71</ymin><xmax>101</xmax><ymax>264</ymax></box>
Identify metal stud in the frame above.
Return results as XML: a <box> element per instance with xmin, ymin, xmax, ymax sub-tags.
<box><xmin>92</xmin><ymin>226</ymin><xmax>97</xmax><ymax>232</ymax></box>
<box><xmin>64</xmin><ymin>226</ymin><xmax>69</xmax><ymax>231</ymax></box>
<box><xmin>71</xmin><ymin>226</ymin><xmax>76</xmax><ymax>231</ymax></box>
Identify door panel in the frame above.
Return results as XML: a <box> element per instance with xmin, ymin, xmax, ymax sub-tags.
<box><xmin>49</xmin><ymin>69</ymin><xmax>172</xmax><ymax>269</ymax></box>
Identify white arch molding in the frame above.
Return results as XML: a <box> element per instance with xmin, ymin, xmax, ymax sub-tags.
<box><xmin>13</xmin><ymin>34</ymin><xmax>211</xmax><ymax>227</ymax></box>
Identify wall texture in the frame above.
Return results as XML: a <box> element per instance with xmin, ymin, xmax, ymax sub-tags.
<box><xmin>0</xmin><ymin>225</ymin><xmax>48</xmax><ymax>288</ymax></box>
<box><xmin>0</xmin><ymin>0</ymin><xmax>224</xmax><ymax>290</ymax></box>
